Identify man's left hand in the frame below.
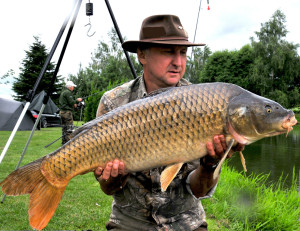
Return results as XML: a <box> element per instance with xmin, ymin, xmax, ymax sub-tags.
<box><xmin>204</xmin><ymin>135</ymin><xmax>245</xmax><ymax>166</ymax></box>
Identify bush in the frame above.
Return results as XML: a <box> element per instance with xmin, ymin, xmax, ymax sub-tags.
<box><xmin>267</xmin><ymin>89</ymin><xmax>289</xmax><ymax>107</ymax></box>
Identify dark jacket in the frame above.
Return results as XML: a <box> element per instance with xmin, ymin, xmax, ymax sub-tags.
<box><xmin>59</xmin><ymin>88</ymin><xmax>76</xmax><ymax>111</ymax></box>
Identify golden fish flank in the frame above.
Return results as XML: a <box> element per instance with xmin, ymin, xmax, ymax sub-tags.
<box><xmin>1</xmin><ymin>82</ymin><xmax>297</xmax><ymax>231</ymax></box>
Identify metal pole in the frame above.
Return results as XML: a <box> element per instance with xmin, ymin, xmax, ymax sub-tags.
<box><xmin>1</xmin><ymin>0</ymin><xmax>81</xmax><ymax>203</ymax></box>
<box><xmin>0</xmin><ymin>102</ymin><xmax>30</xmax><ymax>163</ymax></box>
<box><xmin>104</xmin><ymin>0</ymin><xmax>137</xmax><ymax>79</ymax></box>
<box><xmin>0</xmin><ymin>0</ymin><xmax>77</xmax><ymax>165</ymax></box>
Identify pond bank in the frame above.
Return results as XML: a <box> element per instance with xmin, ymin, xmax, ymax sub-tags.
<box><xmin>203</xmin><ymin>164</ymin><xmax>300</xmax><ymax>230</ymax></box>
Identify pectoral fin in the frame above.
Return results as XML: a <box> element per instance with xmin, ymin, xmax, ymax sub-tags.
<box><xmin>213</xmin><ymin>139</ymin><xmax>234</xmax><ymax>180</ymax></box>
<box><xmin>160</xmin><ymin>162</ymin><xmax>184</xmax><ymax>192</ymax></box>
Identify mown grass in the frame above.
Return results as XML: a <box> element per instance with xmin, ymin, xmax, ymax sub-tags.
<box><xmin>0</xmin><ymin>127</ymin><xmax>299</xmax><ymax>230</ymax></box>
<box><xmin>0</xmin><ymin>127</ymin><xmax>112</xmax><ymax>230</ymax></box>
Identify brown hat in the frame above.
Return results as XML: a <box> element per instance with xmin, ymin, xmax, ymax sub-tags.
<box><xmin>122</xmin><ymin>14</ymin><xmax>205</xmax><ymax>53</ymax></box>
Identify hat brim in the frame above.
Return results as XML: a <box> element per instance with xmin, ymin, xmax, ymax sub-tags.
<box><xmin>122</xmin><ymin>40</ymin><xmax>205</xmax><ymax>53</ymax></box>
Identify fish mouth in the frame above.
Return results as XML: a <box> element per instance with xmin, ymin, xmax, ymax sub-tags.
<box><xmin>281</xmin><ymin>115</ymin><xmax>298</xmax><ymax>136</ymax></box>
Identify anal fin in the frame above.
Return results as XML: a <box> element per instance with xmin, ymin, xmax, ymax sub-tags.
<box><xmin>160</xmin><ymin>162</ymin><xmax>183</xmax><ymax>192</ymax></box>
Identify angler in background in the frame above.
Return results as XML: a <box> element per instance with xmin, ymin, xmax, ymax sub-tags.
<box><xmin>94</xmin><ymin>15</ymin><xmax>244</xmax><ymax>231</ymax></box>
<box><xmin>59</xmin><ymin>81</ymin><xmax>82</xmax><ymax>145</ymax></box>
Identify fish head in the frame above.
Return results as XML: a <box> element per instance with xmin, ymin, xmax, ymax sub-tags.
<box><xmin>227</xmin><ymin>92</ymin><xmax>297</xmax><ymax>145</ymax></box>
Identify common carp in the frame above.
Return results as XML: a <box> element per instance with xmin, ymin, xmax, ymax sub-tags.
<box><xmin>0</xmin><ymin>82</ymin><xmax>297</xmax><ymax>230</ymax></box>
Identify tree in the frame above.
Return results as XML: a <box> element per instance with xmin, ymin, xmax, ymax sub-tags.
<box><xmin>186</xmin><ymin>46</ymin><xmax>212</xmax><ymax>83</ymax></box>
<box><xmin>12</xmin><ymin>36</ymin><xmax>64</xmax><ymax>103</ymax></box>
<box><xmin>250</xmin><ymin>10</ymin><xmax>300</xmax><ymax>107</ymax></box>
<box><xmin>70</xmin><ymin>28</ymin><xmax>142</xmax><ymax>121</ymax></box>
<box><xmin>199</xmin><ymin>45</ymin><xmax>254</xmax><ymax>89</ymax></box>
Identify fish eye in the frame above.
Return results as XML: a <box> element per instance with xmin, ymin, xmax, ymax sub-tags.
<box><xmin>265</xmin><ymin>105</ymin><xmax>272</xmax><ymax>113</ymax></box>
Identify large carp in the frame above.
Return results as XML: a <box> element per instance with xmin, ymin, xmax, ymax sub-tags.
<box><xmin>0</xmin><ymin>82</ymin><xmax>297</xmax><ymax>230</ymax></box>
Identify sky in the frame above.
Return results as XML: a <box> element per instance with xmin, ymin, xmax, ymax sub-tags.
<box><xmin>0</xmin><ymin>0</ymin><xmax>299</xmax><ymax>100</ymax></box>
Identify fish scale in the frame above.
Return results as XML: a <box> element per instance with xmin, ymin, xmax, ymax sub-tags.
<box><xmin>1</xmin><ymin>82</ymin><xmax>297</xmax><ymax>231</ymax></box>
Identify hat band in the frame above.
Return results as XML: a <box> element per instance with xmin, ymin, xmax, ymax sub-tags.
<box><xmin>140</xmin><ymin>36</ymin><xmax>189</xmax><ymax>42</ymax></box>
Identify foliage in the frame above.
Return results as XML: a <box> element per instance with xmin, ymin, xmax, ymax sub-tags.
<box><xmin>0</xmin><ymin>69</ymin><xmax>14</xmax><ymax>84</ymax></box>
<box><xmin>186</xmin><ymin>46</ymin><xmax>212</xmax><ymax>83</ymax></box>
<box><xmin>250</xmin><ymin>10</ymin><xmax>300</xmax><ymax>107</ymax></box>
<box><xmin>199</xmin><ymin>45</ymin><xmax>254</xmax><ymax>90</ymax></box>
<box><xmin>83</xmin><ymin>81</ymin><xmax>124</xmax><ymax>122</ymax></box>
<box><xmin>267</xmin><ymin>89</ymin><xmax>289</xmax><ymax>108</ymax></box>
<box><xmin>292</xmin><ymin>106</ymin><xmax>300</xmax><ymax>114</ymax></box>
<box><xmin>12</xmin><ymin>36</ymin><xmax>64</xmax><ymax>104</ymax></box>
<box><xmin>69</xmin><ymin>29</ymin><xmax>142</xmax><ymax>121</ymax></box>
<box><xmin>192</xmin><ymin>10</ymin><xmax>300</xmax><ymax>108</ymax></box>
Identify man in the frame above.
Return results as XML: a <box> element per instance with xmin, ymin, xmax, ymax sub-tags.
<box><xmin>59</xmin><ymin>80</ymin><xmax>82</xmax><ymax>145</ymax></box>
<box><xmin>94</xmin><ymin>15</ymin><xmax>244</xmax><ymax>231</ymax></box>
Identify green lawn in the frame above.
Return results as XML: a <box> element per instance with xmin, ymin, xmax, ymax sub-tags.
<box><xmin>1</xmin><ymin>127</ymin><xmax>299</xmax><ymax>230</ymax></box>
<box><xmin>0</xmin><ymin>127</ymin><xmax>112</xmax><ymax>231</ymax></box>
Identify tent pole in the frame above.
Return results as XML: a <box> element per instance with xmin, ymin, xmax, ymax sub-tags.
<box><xmin>1</xmin><ymin>0</ymin><xmax>82</xmax><ymax>203</ymax></box>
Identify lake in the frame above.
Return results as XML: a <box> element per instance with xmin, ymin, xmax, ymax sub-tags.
<box><xmin>228</xmin><ymin>125</ymin><xmax>300</xmax><ymax>188</ymax></box>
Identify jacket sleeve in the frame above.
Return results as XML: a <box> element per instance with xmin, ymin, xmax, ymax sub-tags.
<box><xmin>96</xmin><ymin>93</ymin><xmax>114</xmax><ymax>117</ymax></box>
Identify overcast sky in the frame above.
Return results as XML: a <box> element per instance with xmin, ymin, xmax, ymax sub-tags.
<box><xmin>1</xmin><ymin>0</ymin><xmax>299</xmax><ymax>99</ymax></box>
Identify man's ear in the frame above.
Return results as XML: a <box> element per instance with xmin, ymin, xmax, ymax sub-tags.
<box><xmin>137</xmin><ymin>48</ymin><xmax>146</xmax><ymax>65</ymax></box>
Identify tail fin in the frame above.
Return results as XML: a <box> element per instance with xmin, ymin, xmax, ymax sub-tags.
<box><xmin>0</xmin><ymin>157</ymin><xmax>67</xmax><ymax>230</ymax></box>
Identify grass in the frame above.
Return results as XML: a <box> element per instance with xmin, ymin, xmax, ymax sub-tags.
<box><xmin>0</xmin><ymin>127</ymin><xmax>112</xmax><ymax>230</ymax></box>
<box><xmin>203</xmin><ymin>165</ymin><xmax>300</xmax><ymax>230</ymax></box>
<box><xmin>1</xmin><ymin>127</ymin><xmax>300</xmax><ymax>230</ymax></box>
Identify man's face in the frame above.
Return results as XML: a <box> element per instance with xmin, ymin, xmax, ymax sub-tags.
<box><xmin>139</xmin><ymin>45</ymin><xmax>188</xmax><ymax>91</ymax></box>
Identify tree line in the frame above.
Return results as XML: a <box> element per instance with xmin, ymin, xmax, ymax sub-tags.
<box><xmin>6</xmin><ymin>10</ymin><xmax>300</xmax><ymax>122</ymax></box>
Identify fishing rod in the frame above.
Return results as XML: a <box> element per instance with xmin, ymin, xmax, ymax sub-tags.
<box><xmin>0</xmin><ymin>0</ymin><xmax>78</xmax><ymax>165</ymax></box>
<box><xmin>1</xmin><ymin>0</ymin><xmax>82</xmax><ymax>204</ymax></box>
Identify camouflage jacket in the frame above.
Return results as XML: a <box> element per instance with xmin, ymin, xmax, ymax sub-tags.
<box><xmin>96</xmin><ymin>76</ymin><xmax>216</xmax><ymax>231</ymax></box>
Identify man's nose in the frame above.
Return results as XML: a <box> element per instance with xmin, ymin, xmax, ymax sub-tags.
<box><xmin>172</xmin><ymin>52</ymin><xmax>183</xmax><ymax>66</ymax></box>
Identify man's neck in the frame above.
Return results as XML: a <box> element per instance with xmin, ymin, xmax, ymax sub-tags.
<box><xmin>143</xmin><ymin>76</ymin><xmax>178</xmax><ymax>94</ymax></box>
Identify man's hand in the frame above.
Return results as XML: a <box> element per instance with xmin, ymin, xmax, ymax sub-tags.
<box><xmin>94</xmin><ymin>159</ymin><xmax>128</xmax><ymax>195</ymax></box>
<box><xmin>204</xmin><ymin>135</ymin><xmax>245</xmax><ymax>167</ymax></box>
<box><xmin>94</xmin><ymin>159</ymin><xmax>126</xmax><ymax>181</ymax></box>
<box><xmin>189</xmin><ymin>135</ymin><xmax>245</xmax><ymax>198</ymax></box>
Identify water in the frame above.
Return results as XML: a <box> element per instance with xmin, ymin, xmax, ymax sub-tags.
<box><xmin>228</xmin><ymin>125</ymin><xmax>300</xmax><ymax>188</ymax></box>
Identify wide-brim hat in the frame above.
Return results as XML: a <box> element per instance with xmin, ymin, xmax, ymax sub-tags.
<box><xmin>122</xmin><ymin>14</ymin><xmax>205</xmax><ymax>53</ymax></box>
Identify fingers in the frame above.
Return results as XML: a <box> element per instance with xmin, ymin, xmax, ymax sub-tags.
<box><xmin>213</xmin><ymin>135</ymin><xmax>227</xmax><ymax>157</ymax></box>
<box><xmin>102</xmin><ymin>161</ymin><xmax>114</xmax><ymax>180</ymax></box>
<box><xmin>94</xmin><ymin>167</ymin><xmax>103</xmax><ymax>177</ymax></box>
<box><xmin>206</xmin><ymin>141</ymin><xmax>216</xmax><ymax>158</ymax></box>
<box><xmin>95</xmin><ymin>159</ymin><xmax>125</xmax><ymax>181</ymax></box>
<box><xmin>206</xmin><ymin>135</ymin><xmax>227</xmax><ymax>159</ymax></box>
<box><xmin>207</xmin><ymin>135</ymin><xmax>246</xmax><ymax>161</ymax></box>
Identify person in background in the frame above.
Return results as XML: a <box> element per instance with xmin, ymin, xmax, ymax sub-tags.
<box><xmin>59</xmin><ymin>80</ymin><xmax>82</xmax><ymax>145</ymax></box>
<box><xmin>94</xmin><ymin>15</ymin><xmax>244</xmax><ymax>231</ymax></box>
